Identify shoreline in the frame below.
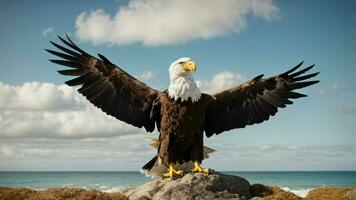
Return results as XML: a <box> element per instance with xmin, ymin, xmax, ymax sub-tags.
<box><xmin>1</xmin><ymin>172</ymin><xmax>355</xmax><ymax>199</ymax></box>
<box><xmin>0</xmin><ymin>185</ymin><xmax>311</xmax><ymax>197</ymax></box>
<box><xmin>1</xmin><ymin>186</ymin><xmax>355</xmax><ymax>200</ymax></box>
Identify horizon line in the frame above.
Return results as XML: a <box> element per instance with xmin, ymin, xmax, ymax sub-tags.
<box><xmin>1</xmin><ymin>170</ymin><xmax>355</xmax><ymax>173</ymax></box>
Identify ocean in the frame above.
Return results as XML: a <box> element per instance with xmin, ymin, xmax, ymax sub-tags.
<box><xmin>0</xmin><ymin>171</ymin><xmax>355</xmax><ymax>197</ymax></box>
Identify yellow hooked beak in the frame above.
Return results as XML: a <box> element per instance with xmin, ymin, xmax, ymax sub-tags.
<box><xmin>182</xmin><ymin>61</ymin><xmax>197</xmax><ymax>72</ymax></box>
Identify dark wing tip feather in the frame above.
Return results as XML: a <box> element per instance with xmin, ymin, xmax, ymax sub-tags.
<box><xmin>45</xmin><ymin>49</ymin><xmax>76</xmax><ymax>61</ymax></box>
<box><xmin>49</xmin><ymin>41</ymin><xmax>62</xmax><ymax>48</ymax></box>
<box><xmin>45</xmin><ymin>48</ymin><xmax>56</xmax><ymax>55</ymax></box>
<box><xmin>252</xmin><ymin>74</ymin><xmax>264</xmax><ymax>81</ymax></box>
<box><xmin>57</xmin><ymin>69</ymin><xmax>84</xmax><ymax>76</ymax></box>
<box><xmin>57</xmin><ymin>34</ymin><xmax>66</xmax><ymax>43</ymax></box>
<box><xmin>292</xmin><ymin>72</ymin><xmax>320</xmax><ymax>82</ymax></box>
<box><xmin>289</xmin><ymin>64</ymin><xmax>315</xmax><ymax>78</ymax></box>
<box><xmin>204</xmin><ymin>61</ymin><xmax>319</xmax><ymax>137</ymax></box>
<box><xmin>288</xmin><ymin>80</ymin><xmax>320</xmax><ymax>90</ymax></box>
<box><xmin>49</xmin><ymin>59</ymin><xmax>82</xmax><ymax>68</ymax></box>
<box><xmin>49</xmin><ymin>40</ymin><xmax>82</xmax><ymax>58</ymax></box>
<box><xmin>57</xmin><ymin>35</ymin><xmax>72</xmax><ymax>47</ymax></box>
<box><xmin>288</xmin><ymin>91</ymin><xmax>307</xmax><ymax>99</ymax></box>
<box><xmin>46</xmin><ymin>48</ymin><xmax>62</xmax><ymax>56</ymax></box>
<box><xmin>282</xmin><ymin>61</ymin><xmax>304</xmax><ymax>75</ymax></box>
<box><xmin>49</xmin><ymin>59</ymin><xmax>60</xmax><ymax>63</ymax></box>
<box><xmin>66</xmin><ymin>33</ymin><xmax>72</xmax><ymax>41</ymax></box>
<box><xmin>47</xmin><ymin>35</ymin><xmax>159</xmax><ymax>132</ymax></box>
<box><xmin>57</xmin><ymin>34</ymin><xmax>86</xmax><ymax>55</ymax></box>
<box><xmin>66</xmin><ymin>34</ymin><xmax>79</xmax><ymax>48</ymax></box>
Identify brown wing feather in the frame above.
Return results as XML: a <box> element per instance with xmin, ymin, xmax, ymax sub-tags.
<box><xmin>204</xmin><ymin>61</ymin><xmax>319</xmax><ymax>137</ymax></box>
<box><xmin>46</xmin><ymin>35</ymin><xmax>160</xmax><ymax>132</ymax></box>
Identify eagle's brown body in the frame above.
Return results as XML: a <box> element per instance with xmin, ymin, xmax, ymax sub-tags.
<box><xmin>155</xmin><ymin>93</ymin><xmax>207</xmax><ymax>165</ymax></box>
<box><xmin>47</xmin><ymin>35</ymin><xmax>319</xmax><ymax>177</ymax></box>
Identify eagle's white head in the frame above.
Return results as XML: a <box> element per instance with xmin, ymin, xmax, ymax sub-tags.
<box><xmin>168</xmin><ymin>57</ymin><xmax>201</xmax><ymax>102</ymax></box>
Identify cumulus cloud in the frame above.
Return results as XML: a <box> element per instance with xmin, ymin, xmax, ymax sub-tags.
<box><xmin>74</xmin><ymin>0</ymin><xmax>279</xmax><ymax>46</ymax></box>
<box><xmin>42</xmin><ymin>27</ymin><xmax>54</xmax><ymax>36</ymax></box>
<box><xmin>0</xmin><ymin>82</ymin><xmax>141</xmax><ymax>139</ymax></box>
<box><xmin>196</xmin><ymin>71</ymin><xmax>246</xmax><ymax>94</ymax></box>
<box><xmin>0</xmin><ymin>82</ymin><xmax>84</xmax><ymax>111</ymax></box>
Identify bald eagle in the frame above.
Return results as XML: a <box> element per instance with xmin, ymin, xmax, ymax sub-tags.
<box><xmin>47</xmin><ymin>35</ymin><xmax>319</xmax><ymax>178</ymax></box>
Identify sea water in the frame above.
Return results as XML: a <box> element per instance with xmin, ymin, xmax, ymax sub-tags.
<box><xmin>0</xmin><ymin>171</ymin><xmax>355</xmax><ymax>197</ymax></box>
<box><xmin>226</xmin><ymin>171</ymin><xmax>356</xmax><ymax>197</ymax></box>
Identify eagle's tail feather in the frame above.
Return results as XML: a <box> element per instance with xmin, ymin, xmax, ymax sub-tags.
<box><xmin>141</xmin><ymin>156</ymin><xmax>157</xmax><ymax>171</ymax></box>
<box><xmin>140</xmin><ymin>156</ymin><xmax>167</xmax><ymax>178</ymax></box>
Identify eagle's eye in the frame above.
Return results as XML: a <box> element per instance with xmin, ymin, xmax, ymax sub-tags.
<box><xmin>178</xmin><ymin>61</ymin><xmax>185</xmax><ymax>65</ymax></box>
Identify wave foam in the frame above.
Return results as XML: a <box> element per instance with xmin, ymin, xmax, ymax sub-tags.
<box><xmin>101</xmin><ymin>186</ymin><xmax>124</xmax><ymax>193</ymax></box>
<box><xmin>282</xmin><ymin>187</ymin><xmax>313</xmax><ymax>198</ymax></box>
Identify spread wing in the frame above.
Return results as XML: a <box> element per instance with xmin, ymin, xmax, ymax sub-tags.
<box><xmin>204</xmin><ymin>62</ymin><xmax>319</xmax><ymax>137</ymax></box>
<box><xmin>46</xmin><ymin>35</ymin><xmax>160</xmax><ymax>132</ymax></box>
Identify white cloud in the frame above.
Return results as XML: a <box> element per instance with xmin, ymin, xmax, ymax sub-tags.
<box><xmin>0</xmin><ymin>144</ymin><xmax>14</xmax><ymax>160</ymax></box>
<box><xmin>336</xmin><ymin>107</ymin><xmax>356</xmax><ymax>113</ymax></box>
<box><xmin>0</xmin><ymin>134</ymin><xmax>157</xmax><ymax>170</ymax></box>
<box><xmin>0</xmin><ymin>134</ymin><xmax>152</xmax><ymax>161</ymax></box>
<box><xmin>3</xmin><ymin>135</ymin><xmax>355</xmax><ymax>171</ymax></box>
<box><xmin>138</xmin><ymin>70</ymin><xmax>157</xmax><ymax>82</ymax></box>
<box><xmin>74</xmin><ymin>0</ymin><xmax>279</xmax><ymax>46</ymax></box>
<box><xmin>316</xmin><ymin>81</ymin><xmax>346</xmax><ymax>96</ymax></box>
<box><xmin>204</xmin><ymin>141</ymin><xmax>356</xmax><ymax>170</ymax></box>
<box><xmin>0</xmin><ymin>82</ymin><xmax>141</xmax><ymax>139</ymax></box>
<box><xmin>42</xmin><ymin>27</ymin><xmax>54</xmax><ymax>36</ymax></box>
<box><xmin>317</xmin><ymin>82</ymin><xmax>337</xmax><ymax>96</ymax></box>
<box><xmin>196</xmin><ymin>71</ymin><xmax>246</xmax><ymax>94</ymax></box>
<box><xmin>0</xmin><ymin>82</ymin><xmax>84</xmax><ymax>111</ymax></box>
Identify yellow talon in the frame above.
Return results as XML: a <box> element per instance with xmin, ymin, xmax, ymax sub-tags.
<box><xmin>163</xmin><ymin>163</ymin><xmax>183</xmax><ymax>179</ymax></box>
<box><xmin>192</xmin><ymin>161</ymin><xmax>209</xmax><ymax>173</ymax></box>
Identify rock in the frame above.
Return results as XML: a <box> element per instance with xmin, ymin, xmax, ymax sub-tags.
<box><xmin>262</xmin><ymin>187</ymin><xmax>302</xmax><ymax>200</ymax></box>
<box><xmin>249</xmin><ymin>184</ymin><xmax>302</xmax><ymax>200</ymax></box>
<box><xmin>1</xmin><ymin>184</ymin><xmax>356</xmax><ymax>200</ymax></box>
<box><xmin>305</xmin><ymin>187</ymin><xmax>355</xmax><ymax>200</ymax></box>
<box><xmin>345</xmin><ymin>188</ymin><xmax>356</xmax><ymax>200</ymax></box>
<box><xmin>250</xmin><ymin>198</ymin><xmax>263</xmax><ymax>200</ymax></box>
<box><xmin>0</xmin><ymin>187</ymin><xmax>128</xmax><ymax>200</ymax></box>
<box><xmin>121</xmin><ymin>172</ymin><xmax>251</xmax><ymax>200</ymax></box>
<box><xmin>250</xmin><ymin>184</ymin><xmax>273</xmax><ymax>197</ymax></box>
<box><xmin>135</xmin><ymin>196</ymin><xmax>151</xmax><ymax>200</ymax></box>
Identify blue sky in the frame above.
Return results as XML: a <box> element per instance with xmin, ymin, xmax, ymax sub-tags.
<box><xmin>0</xmin><ymin>0</ymin><xmax>355</xmax><ymax>171</ymax></box>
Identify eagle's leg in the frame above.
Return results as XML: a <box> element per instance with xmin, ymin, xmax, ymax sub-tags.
<box><xmin>192</xmin><ymin>161</ymin><xmax>209</xmax><ymax>174</ymax></box>
<box><xmin>163</xmin><ymin>163</ymin><xmax>183</xmax><ymax>179</ymax></box>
